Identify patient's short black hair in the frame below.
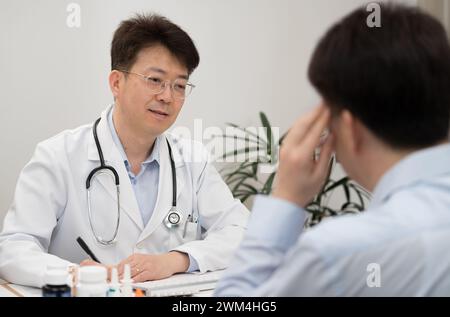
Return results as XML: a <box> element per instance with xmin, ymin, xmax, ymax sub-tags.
<box><xmin>308</xmin><ymin>4</ymin><xmax>450</xmax><ymax>149</ymax></box>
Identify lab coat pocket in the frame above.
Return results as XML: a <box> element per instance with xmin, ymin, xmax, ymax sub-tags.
<box><xmin>182</xmin><ymin>222</ymin><xmax>198</xmax><ymax>242</ymax></box>
<box><xmin>167</xmin><ymin>221</ymin><xmax>198</xmax><ymax>250</ymax></box>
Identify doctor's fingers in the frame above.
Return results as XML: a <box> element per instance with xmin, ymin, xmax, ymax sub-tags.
<box><xmin>132</xmin><ymin>270</ymin><xmax>153</xmax><ymax>283</ymax></box>
<box><xmin>118</xmin><ymin>266</ymin><xmax>145</xmax><ymax>281</ymax></box>
<box><xmin>117</xmin><ymin>260</ymin><xmax>139</xmax><ymax>278</ymax></box>
<box><xmin>282</xmin><ymin>105</ymin><xmax>327</xmax><ymax>148</ymax></box>
<box><xmin>80</xmin><ymin>259</ymin><xmax>100</xmax><ymax>266</ymax></box>
<box><xmin>132</xmin><ymin>266</ymin><xmax>171</xmax><ymax>283</ymax></box>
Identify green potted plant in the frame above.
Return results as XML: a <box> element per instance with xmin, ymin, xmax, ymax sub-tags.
<box><xmin>217</xmin><ymin>112</ymin><xmax>371</xmax><ymax>227</ymax></box>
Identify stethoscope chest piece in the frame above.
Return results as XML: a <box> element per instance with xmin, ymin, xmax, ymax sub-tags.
<box><xmin>165</xmin><ymin>207</ymin><xmax>183</xmax><ymax>229</ymax></box>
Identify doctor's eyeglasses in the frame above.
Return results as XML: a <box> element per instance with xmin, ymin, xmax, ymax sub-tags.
<box><xmin>118</xmin><ymin>70</ymin><xmax>195</xmax><ymax>100</ymax></box>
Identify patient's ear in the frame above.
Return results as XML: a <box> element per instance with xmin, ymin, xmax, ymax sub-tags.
<box><xmin>340</xmin><ymin>110</ymin><xmax>363</xmax><ymax>155</ymax></box>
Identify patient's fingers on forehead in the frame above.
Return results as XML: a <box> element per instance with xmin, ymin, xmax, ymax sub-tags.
<box><xmin>316</xmin><ymin>135</ymin><xmax>334</xmax><ymax>176</ymax></box>
<box><xmin>303</xmin><ymin>108</ymin><xmax>331</xmax><ymax>150</ymax></box>
<box><xmin>284</xmin><ymin>106</ymin><xmax>325</xmax><ymax>146</ymax></box>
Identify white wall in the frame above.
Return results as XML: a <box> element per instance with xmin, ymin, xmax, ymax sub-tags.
<box><xmin>0</xmin><ymin>0</ymin><xmax>417</xmax><ymax>225</ymax></box>
<box><xmin>418</xmin><ymin>0</ymin><xmax>450</xmax><ymax>35</ymax></box>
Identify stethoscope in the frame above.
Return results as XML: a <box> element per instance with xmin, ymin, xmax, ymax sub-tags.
<box><xmin>86</xmin><ymin>117</ymin><xmax>183</xmax><ymax>246</ymax></box>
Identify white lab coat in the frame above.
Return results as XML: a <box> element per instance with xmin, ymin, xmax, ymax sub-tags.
<box><xmin>0</xmin><ymin>106</ymin><xmax>250</xmax><ymax>288</ymax></box>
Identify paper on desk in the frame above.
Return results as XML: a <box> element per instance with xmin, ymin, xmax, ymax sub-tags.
<box><xmin>133</xmin><ymin>270</ymin><xmax>223</xmax><ymax>297</ymax></box>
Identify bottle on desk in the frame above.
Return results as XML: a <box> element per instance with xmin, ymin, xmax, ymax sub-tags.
<box><xmin>120</xmin><ymin>264</ymin><xmax>134</xmax><ymax>297</ymax></box>
<box><xmin>76</xmin><ymin>266</ymin><xmax>108</xmax><ymax>297</ymax></box>
<box><xmin>42</xmin><ymin>264</ymin><xmax>71</xmax><ymax>297</ymax></box>
<box><xmin>107</xmin><ymin>267</ymin><xmax>121</xmax><ymax>297</ymax></box>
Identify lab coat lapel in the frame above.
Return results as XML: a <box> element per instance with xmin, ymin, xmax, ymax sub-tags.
<box><xmin>87</xmin><ymin>106</ymin><xmax>144</xmax><ymax>231</ymax></box>
<box><xmin>138</xmin><ymin>137</ymin><xmax>184</xmax><ymax>242</ymax></box>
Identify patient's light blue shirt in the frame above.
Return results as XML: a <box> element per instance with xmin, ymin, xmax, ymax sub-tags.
<box><xmin>107</xmin><ymin>107</ymin><xmax>198</xmax><ymax>272</ymax></box>
<box><xmin>215</xmin><ymin>144</ymin><xmax>450</xmax><ymax>296</ymax></box>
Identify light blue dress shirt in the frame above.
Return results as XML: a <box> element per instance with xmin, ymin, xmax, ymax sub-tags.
<box><xmin>107</xmin><ymin>108</ymin><xmax>198</xmax><ymax>272</ymax></box>
<box><xmin>215</xmin><ymin>143</ymin><xmax>450</xmax><ymax>296</ymax></box>
<box><xmin>108</xmin><ymin>108</ymin><xmax>160</xmax><ymax>226</ymax></box>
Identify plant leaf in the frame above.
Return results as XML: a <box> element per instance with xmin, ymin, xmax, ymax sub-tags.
<box><xmin>341</xmin><ymin>202</ymin><xmax>363</xmax><ymax>210</ymax></box>
<box><xmin>261</xmin><ymin>172</ymin><xmax>276</xmax><ymax>195</ymax></box>
<box><xmin>237</xmin><ymin>183</ymin><xmax>260</xmax><ymax>194</ymax></box>
<box><xmin>343</xmin><ymin>183</ymin><xmax>350</xmax><ymax>202</ymax></box>
<box><xmin>259</xmin><ymin>112</ymin><xmax>276</xmax><ymax>163</ymax></box>
<box><xmin>239</xmin><ymin>194</ymin><xmax>252</xmax><ymax>203</ymax></box>
<box><xmin>225</xmin><ymin>123</ymin><xmax>267</xmax><ymax>145</ymax></box>
<box><xmin>348</xmin><ymin>183</ymin><xmax>365</xmax><ymax>209</ymax></box>
<box><xmin>323</xmin><ymin>177</ymin><xmax>350</xmax><ymax>193</ymax></box>
<box><xmin>221</xmin><ymin>147</ymin><xmax>261</xmax><ymax>160</ymax></box>
<box><xmin>214</xmin><ymin>134</ymin><xmax>263</xmax><ymax>147</ymax></box>
<box><xmin>232</xmin><ymin>177</ymin><xmax>248</xmax><ymax>193</ymax></box>
<box><xmin>226</xmin><ymin>173</ymin><xmax>257</xmax><ymax>187</ymax></box>
<box><xmin>278</xmin><ymin>132</ymin><xmax>288</xmax><ymax>146</ymax></box>
<box><xmin>223</xmin><ymin>165</ymin><xmax>257</xmax><ymax>181</ymax></box>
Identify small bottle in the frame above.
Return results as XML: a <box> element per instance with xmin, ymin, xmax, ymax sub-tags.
<box><xmin>107</xmin><ymin>267</ymin><xmax>121</xmax><ymax>297</ymax></box>
<box><xmin>120</xmin><ymin>264</ymin><xmax>134</xmax><ymax>297</ymax></box>
<box><xmin>76</xmin><ymin>266</ymin><xmax>108</xmax><ymax>297</ymax></box>
<box><xmin>42</xmin><ymin>264</ymin><xmax>71</xmax><ymax>297</ymax></box>
<box><xmin>134</xmin><ymin>288</ymin><xmax>145</xmax><ymax>297</ymax></box>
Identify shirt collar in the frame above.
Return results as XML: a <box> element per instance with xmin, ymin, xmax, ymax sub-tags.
<box><xmin>370</xmin><ymin>143</ymin><xmax>450</xmax><ymax>208</ymax></box>
<box><xmin>107</xmin><ymin>106</ymin><xmax>160</xmax><ymax>167</ymax></box>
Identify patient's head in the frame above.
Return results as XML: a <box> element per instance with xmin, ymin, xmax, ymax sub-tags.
<box><xmin>308</xmin><ymin>3</ymin><xmax>450</xmax><ymax>189</ymax></box>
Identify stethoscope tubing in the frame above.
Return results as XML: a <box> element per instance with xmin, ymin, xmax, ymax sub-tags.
<box><xmin>86</xmin><ymin>117</ymin><xmax>182</xmax><ymax>246</ymax></box>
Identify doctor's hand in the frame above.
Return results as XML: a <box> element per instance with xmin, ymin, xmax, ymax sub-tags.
<box><xmin>117</xmin><ymin>251</ymin><xmax>190</xmax><ymax>283</ymax></box>
<box><xmin>272</xmin><ymin>105</ymin><xmax>334</xmax><ymax>208</ymax></box>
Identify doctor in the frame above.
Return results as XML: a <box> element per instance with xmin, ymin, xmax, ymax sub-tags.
<box><xmin>0</xmin><ymin>13</ymin><xmax>249</xmax><ymax>287</ymax></box>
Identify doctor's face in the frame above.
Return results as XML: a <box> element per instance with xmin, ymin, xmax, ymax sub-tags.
<box><xmin>112</xmin><ymin>45</ymin><xmax>188</xmax><ymax>136</ymax></box>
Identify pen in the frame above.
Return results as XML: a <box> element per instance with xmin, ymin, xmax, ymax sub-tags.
<box><xmin>76</xmin><ymin>237</ymin><xmax>101</xmax><ymax>263</ymax></box>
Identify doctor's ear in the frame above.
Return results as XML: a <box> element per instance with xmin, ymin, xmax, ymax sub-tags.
<box><xmin>109</xmin><ymin>70</ymin><xmax>123</xmax><ymax>98</ymax></box>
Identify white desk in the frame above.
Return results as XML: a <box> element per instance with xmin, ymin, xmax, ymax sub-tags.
<box><xmin>0</xmin><ymin>284</ymin><xmax>214</xmax><ymax>297</ymax></box>
<box><xmin>0</xmin><ymin>280</ymin><xmax>41</xmax><ymax>297</ymax></box>
<box><xmin>0</xmin><ymin>279</ymin><xmax>19</xmax><ymax>297</ymax></box>
<box><xmin>0</xmin><ymin>271</ymin><xmax>221</xmax><ymax>297</ymax></box>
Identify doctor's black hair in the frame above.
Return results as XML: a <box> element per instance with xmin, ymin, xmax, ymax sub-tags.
<box><xmin>111</xmin><ymin>13</ymin><xmax>200</xmax><ymax>75</ymax></box>
<box><xmin>308</xmin><ymin>4</ymin><xmax>450</xmax><ymax>149</ymax></box>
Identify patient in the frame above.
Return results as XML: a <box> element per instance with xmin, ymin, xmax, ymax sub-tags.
<box><xmin>215</xmin><ymin>3</ymin><xmax>450</xmax><ymax>296</ymax></box>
